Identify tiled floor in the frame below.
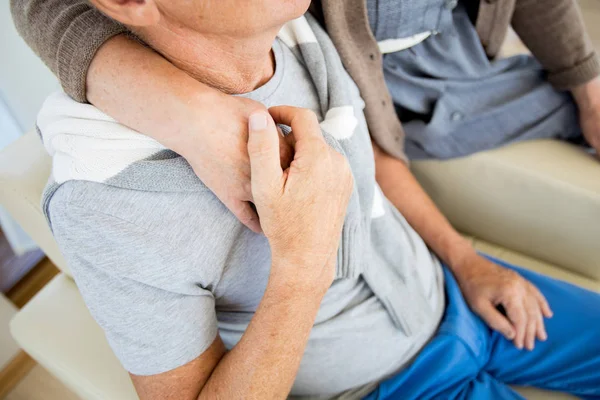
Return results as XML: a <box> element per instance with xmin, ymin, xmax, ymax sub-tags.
<box><xmin>2</xmin><ymin>1</ymin><xmax>600</xmax><ymax>399</ymax></box>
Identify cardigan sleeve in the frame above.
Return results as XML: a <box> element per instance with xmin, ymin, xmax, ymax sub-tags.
<box><xmin>511</xmin><ymin>0</ymin><xmax>600</xmax><ymax>90</ymax></box>
<box><xmin>10</xmin><ymin>0</ymin><xmax>128</xmax><ymax>102</ymax></box>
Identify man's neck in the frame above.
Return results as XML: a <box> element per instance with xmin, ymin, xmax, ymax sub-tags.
<box><xmin>139</xmin><ymin>24</ymin><xmax>278</xmax><ymax>94</ymax></box>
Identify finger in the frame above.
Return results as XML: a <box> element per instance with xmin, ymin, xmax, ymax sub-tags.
<box><xmin>535</xmin><ymin>304</ymin><xmax>548</xmax><ymax>342</ymax></box>
<box><xmin>247</xmin><ymin>111</ymin><xmax>283</xmax><ymax>188</ymax></box>
<box><xmin>525</xmin><ymin>320</ymin><xmax>536</xmax><ymax>351</ymax></box>
<box><xmin>474</xmin><ymin>301</ymin><xmax>515</xmax><ymax>340</ymax></box>
<box><xmin>227</xmin><ymin>199</ymin><xmax>262</xmax><ymax>234</ymax></box>
<box><xmin>531</xmin><ymin>285</ymin><xmax>553</xmax><ymax>318</ymax></box>
<box><xmin>278</xmin><ymin>128</ymin><xmax>295</xmax><ymax>170</ymax></box>
<box><xmin>269</xmin><ymin>106</ymin><xmax>323</xmax><ymax>143</ymax></box>
<box><xmin>526</xmin><ymin>286</ymin><xmax>549</xmax><ymax>342</ymax></box>
<box><xmin>277</xmin><ymin>124</ymin><xmax>297</xmax><ymax>147</ymax></box>
<box><xmin>524</xmin><ymin>306</ymin><xmax>538</xmax><ymax>351</ymax></box>
<box><xmin>504</xmin><ymin>299</ymin><xmax>527</xmax><ymax>350</ymax></box>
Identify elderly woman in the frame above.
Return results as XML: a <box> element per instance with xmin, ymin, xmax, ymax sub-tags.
<box><xmin>33</xmin><ymin>1</ymin><xmax>600</xmax><ymax>399</ymax></box>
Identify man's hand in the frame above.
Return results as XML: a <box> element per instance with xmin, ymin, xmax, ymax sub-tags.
<box><xmin>248</xmin><ymin>106</ymin><xmax>353</xmax><ymax>291</ymax></box>
<box><xmin>131</xmin><ymin>108</ymin><xmax>352</xmax><ymax>400</ymax></box>
<box><xmin>451</xmin><ymin>252</ymin><xmax>553</xmax><ymax>351</ymax></box>
<box><xmin>573</xmin><ymin>76</ymin><xmax>600</xmax><ymax>155</ymax></box>
<box><xmin>373</xmin><ymin>143</ymin><xmax>554</xmax><ymax>351</ymax></box>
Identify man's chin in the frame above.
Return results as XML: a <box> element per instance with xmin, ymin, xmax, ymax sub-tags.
<box><xmin>282</xmin><ymin>0</ymin><xmax>313</xmax><ymax>20</ymax></box>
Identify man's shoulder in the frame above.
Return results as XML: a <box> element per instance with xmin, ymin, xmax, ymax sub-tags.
<box><xmin>49</xmin><ymin>179</ymin><xmax>231</xmax><ymax>232</ymax></box>
<box><xmin>47</xmin><ymin>179</ymin><xmax>242</xmax><ymax>283</ymax></box>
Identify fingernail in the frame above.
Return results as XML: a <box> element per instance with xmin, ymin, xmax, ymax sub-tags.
<box><xmin>516</xmin><ymin>342</ymin><xmax>523</xmax><ymax>350</ymax></box>
<box><xmin>249</xmin><ymin>113</ymin><xmax>268</xmax><ymax>131</ymax></box>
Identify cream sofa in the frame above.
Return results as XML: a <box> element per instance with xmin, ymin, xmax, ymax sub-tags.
<box><xmin>3</xmin><ymin>131</ymin><xmax>599</xmax><ymax>400</ymax></box>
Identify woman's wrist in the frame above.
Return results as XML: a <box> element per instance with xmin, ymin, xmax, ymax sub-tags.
<box><xmin>160</xmin><ymin>89</ymin><xmax>227</xmax><ymax>156</ymax></box>
<box><xmin>572</xmin><ymin>76</ymin><xmax>600</xmax><ymax>113</ymax></box>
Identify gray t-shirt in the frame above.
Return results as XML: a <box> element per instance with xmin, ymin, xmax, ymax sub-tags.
<box><xmin>48</xmin><ymin>38</ymin><xmax>444</xmax><ymax>398</ymax></box>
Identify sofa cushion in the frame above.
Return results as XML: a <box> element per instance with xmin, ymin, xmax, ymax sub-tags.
<box><xmin>412</xmin><ymin>140</ymin><xmax>600</xmax><ymax>280</ymax></box>
<box><xmin>0</xmin><ymin>132</ymin><xmax>70</xmax><ymax>276</ymax></box>
<box><xmin>10</xmin><ymin>274</ymin><xmax>137</xmax><ymax>400</ymax></box>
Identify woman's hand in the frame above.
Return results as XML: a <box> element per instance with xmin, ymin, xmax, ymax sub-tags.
<box><xmin>247</xmin><ymin>107</ymin><xmax>354</xmax><ymax>292</ymax></box>
<box><xmin>171</xmin><ymin>94</ymin><xmax>294</xmax><ymax>234</ymax></box>
<box><xmin>573</xmin><ymin>76</ymin><xmax>600</xmax><ymax>155</ymax></box>
<box><xmin>451</xmin><ymin>252</ymin><xmax>553</xmax><ymax>351</ymax></box>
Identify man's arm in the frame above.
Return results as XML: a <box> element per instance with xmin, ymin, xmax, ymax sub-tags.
<box><xmin>132</xmin><ymin>108</ymin><xmax>352</xmax><ymax>399</ymax></box>
<box><xmin>133</xmin><ymin>272</ymin><xmax>326</xmax><ymax>400</ymax></box>
<box><xmin>371</xmin><ymin>146</ymin><xmax>473</xmax><ymax>273</ymax></box>
<box><xmin>373</xmin><ymin>144</ymin><xmax>552</xmax><ymax>352</ymax></box>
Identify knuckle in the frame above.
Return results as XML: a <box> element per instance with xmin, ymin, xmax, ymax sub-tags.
<box><xmin>316</xmin><ymin>141</ymin><xmax>329</xmax><ymax>154</ymax></box>
<box><xmin>504</xmin><ymin>286</ymin><xmax>519</xmax><ymax>299</ymax></box>
<box><xmin>247</xmin><ymin>101</ymin><xmax>267</xmax><ymax>113</ymax></box>
<box><xmin>306</xmin><ymin>138</ymin><xmax>326</xmax><ymax>154</ymax></box>
<box><xmin>472</xmin><ymin>298</ymin><xmax>488</xmax><ymax>312</ymax></box>
<box><xmin>299</xmin><ymin>108</ymin><xmax>318</xmax><ymax>122</ymax></box>
<box><xmin>511</xmin><ymin>286</ymin><xmax>524</xmax><ymax>298</ymax></box>
<box><xmin>507</xmin><ymin>279</ymin><xmax>524</xmax><ymax>293</ymax></box>
<box><xmin>248</xmin><ymin>141</ymin><xmax>274</xmax><ymax>157</ymax></box>
<box><xmin>510</xmin><ymin>307</ymin><xmax>526</xmax><ymax>322</ymax></box>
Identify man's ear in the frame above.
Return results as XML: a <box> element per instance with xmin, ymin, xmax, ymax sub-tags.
<box><xmin>90</xmin><ymin>0</ymin><xmax>160</xmax><ymax>27</ymax></box>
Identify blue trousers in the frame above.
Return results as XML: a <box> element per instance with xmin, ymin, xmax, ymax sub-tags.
<box><xmin>366</xmin><ymin>257</ymin><xmax>600</xmax><ymax>400</ymax></box>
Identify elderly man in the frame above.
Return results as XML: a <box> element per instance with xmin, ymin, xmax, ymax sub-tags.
<box><xmin>31</xmin><ymin>0</ymin><xmax>600</xmax><ymax>399</ymax></box>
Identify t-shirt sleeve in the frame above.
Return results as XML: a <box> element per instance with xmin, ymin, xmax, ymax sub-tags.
<box><xmin>10</xmin><ymin>0</ymin><xmax>128</xmax><ymax>102</ymax></box>
<box><xmin>48</xmin><ymin>185</ymin><xmax>219</xmax><ymax>376</ymax></box>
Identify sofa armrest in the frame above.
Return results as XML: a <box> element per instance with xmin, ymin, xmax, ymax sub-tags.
<box><xmin>10</xmin><ymin>274</ymin><xmax>137</xmax><ymax>400</ymax></box>
<box><xmin>0</xmin><ymin>132</ymin><xmax>70</xmax><ymax>275</ymax></box>
<box><xmin>412</xmin><ymin>140</ymin><xmax>600</xmax><ymax>280</ymax></box>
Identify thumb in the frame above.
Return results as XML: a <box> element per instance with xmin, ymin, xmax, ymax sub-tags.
<box><xmin>247</xmin><ymin>111</ymin><xmax>283</xmax><ymax>190</ymax></box>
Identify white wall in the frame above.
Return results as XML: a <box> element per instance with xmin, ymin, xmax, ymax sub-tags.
<box><xmin>0</xmin><ymin>3</ymin><xmax>59</xmax><ymax>254</ymax></box>
<box><xmin>0</xmin><ymin>1</ymin><xmax>60</xmax><ymax>134</ymax></box>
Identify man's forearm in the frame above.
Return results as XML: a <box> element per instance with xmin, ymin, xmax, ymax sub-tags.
<box><xmin>199</xmin><ymin>262</ymin><xmax>326</xmax><ymax>399</ymax></box>
<box><xmin>373</xmin><ymin>146</ymin><xmax>475</xmax><ymax>271</ymax></box>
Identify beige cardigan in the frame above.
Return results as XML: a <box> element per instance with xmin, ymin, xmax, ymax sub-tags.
<box><xmin>10</xmin><ymin>0</ymin><xmax>600</xmax><ymax>161</ymax></box>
